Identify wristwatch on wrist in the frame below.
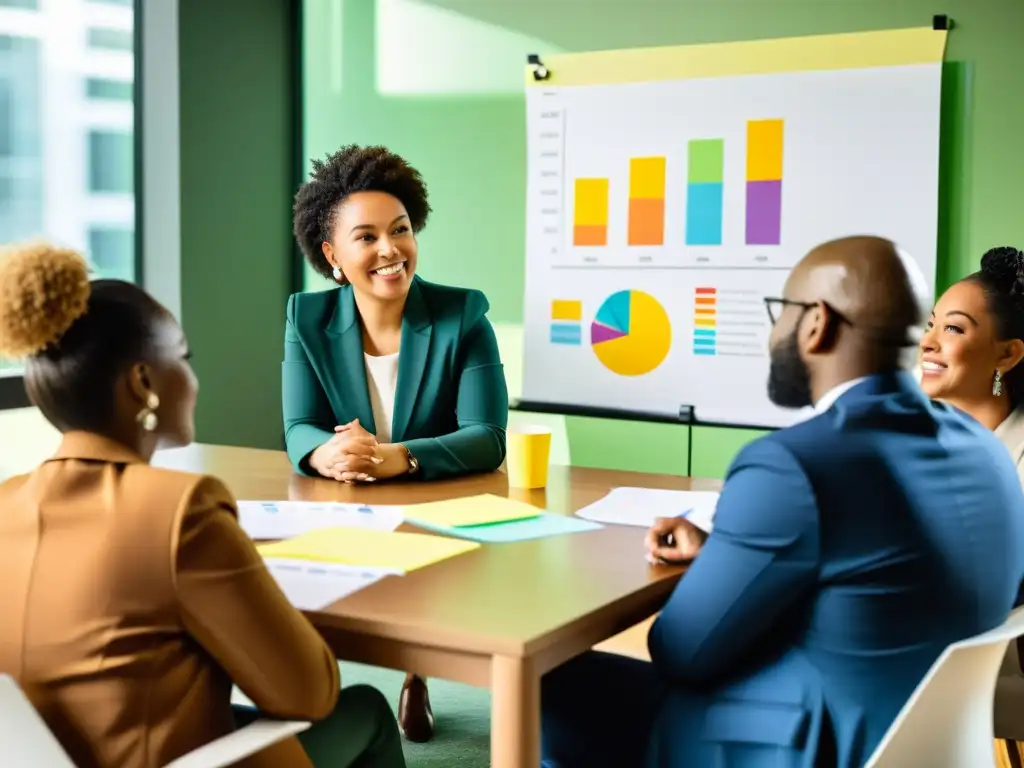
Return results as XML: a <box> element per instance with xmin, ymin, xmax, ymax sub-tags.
<box><xmin>400</xmin><ymin>444</ymin><xmax>420</xmax><ymax>474</ymax></box>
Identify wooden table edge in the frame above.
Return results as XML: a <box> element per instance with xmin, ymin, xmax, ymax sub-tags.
<box><xmin>305</xmin><ymin>566</ymin><xmax>681</xmax><ymax>661</ymax></box>
<box><xmin>311</xmin><ymin>570</ymin><xmax>679</xmax><ymax>684</ymax></box>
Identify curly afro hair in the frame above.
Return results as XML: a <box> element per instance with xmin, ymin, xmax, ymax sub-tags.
<box><xmin>0</xmin><ymin>241</ymin><xmax>91</xmax><ymax>358</ymax></box>
<box><xmin>293</xmin><ymin>145</ymin><xmax>432</xmax><ymax>281</ymax></box>
<box><xmin>0</xmin><ymin>240</ymin><xmax>170</xmax><ymax>434</ymax></box>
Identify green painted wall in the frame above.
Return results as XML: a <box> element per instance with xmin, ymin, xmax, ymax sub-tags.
<box><xmin>179</xmin><ymin>0</ymin><xmax>298</xmax><ymax>449</ymax></box>
<box><xmin>298</xmin><ymin>0</ymin><xmax>1023</xmax><ymax>479</ymax></box>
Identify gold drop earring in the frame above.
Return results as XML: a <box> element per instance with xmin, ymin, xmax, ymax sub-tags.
<box><xmin>136</xmin><ymin>393</ymin><xmax>160</xmax><ymax>431</ymax></box>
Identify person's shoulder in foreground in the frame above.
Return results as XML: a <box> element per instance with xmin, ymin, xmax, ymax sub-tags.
<box><xmin>0</xmin><ymin>242</ymin><xmax>406</xmax><ymax>768</ymax></box>
<box><xmin>634</xmin><ymin>236</ymin><xmax>1024</xmax><ymax>768</ymax></box>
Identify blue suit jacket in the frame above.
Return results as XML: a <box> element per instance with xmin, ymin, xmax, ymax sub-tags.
<box><xmin>647</xmin><ymin>372</ymin><xmax>1024</xmax><ymax>768</ymax></box>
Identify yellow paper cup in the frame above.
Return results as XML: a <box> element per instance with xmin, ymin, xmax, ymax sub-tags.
<box><xmin>506</xmin><ymin>426</ymin><xmax>552</xmax><ymax>489</ymax></box>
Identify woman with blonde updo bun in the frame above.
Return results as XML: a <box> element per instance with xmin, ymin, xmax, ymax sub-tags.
<box><xmin>0</xmin><ymin>243</ymin><xmax>405</xmax><ymax>768</ymax></box>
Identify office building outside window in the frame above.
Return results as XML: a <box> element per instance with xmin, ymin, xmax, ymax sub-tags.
<box><xmin>0</xmin><ymin>0</ymin><xmax>136</xmax><ymax>382</ymax></box>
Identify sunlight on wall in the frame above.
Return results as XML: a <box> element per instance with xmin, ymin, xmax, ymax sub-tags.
<box><xmin>375</xmin><ymin>0</ymin><xmax>564</xmax><ymax>96</ymax></box>
<box><xmin>0</xmin><ymin>408</ymin><xmax>61</xmax><ymax>480</ymax></box>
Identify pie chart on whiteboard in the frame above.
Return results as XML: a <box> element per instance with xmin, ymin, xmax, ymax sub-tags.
<box><xmin>590</xmin><ymin>290</ymin><xmax>672</xmax><ymax>376</ymax></box>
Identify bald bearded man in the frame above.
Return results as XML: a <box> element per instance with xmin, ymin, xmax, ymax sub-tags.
<box><xmin>540</xmin><ymin>237</ymin><xmax>1024</xmax><ymax>768</ymax></box>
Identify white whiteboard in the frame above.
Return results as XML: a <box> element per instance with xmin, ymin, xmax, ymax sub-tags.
<box><xmin>520</xmin><ymin>60</ymin><xmax>942</xmax><ymax>429</ymax></box>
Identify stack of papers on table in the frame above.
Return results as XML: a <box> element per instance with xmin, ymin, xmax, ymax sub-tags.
<box><xmin>575</xmin><ymin>488</ymin><xmax>719</xmax><ymax>534</ymax></box>
<box><xmin>404</xmin><ymin>494</ymin><xmax>603</xmax><ymax>542</ymax></box>
<box><xmin>263</xmin><ymin>559</ymin><xmax>397</xmax><ymax>611</ymax></box>
<box><xmin>256</xmin><ymin>527</ymin><xmax>480</xmax><ymax>572</ymax></box>
<box><xmin>237</xmin><ymin>500</ymin><xmax>403</xmax><ymax>540</ymax></box>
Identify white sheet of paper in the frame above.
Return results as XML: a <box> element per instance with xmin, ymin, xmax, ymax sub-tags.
<box><xmin>575</xmin><ymin>487</ymin><xmax>720</xmax><ymax>533</ymax></box>
<box><xmin>263</xmin><ymin>558</ymin><xmax>399</xmax><ymax>611</ymax></box>
<box><xmin>237</xmin><ymin>501</ymin><xmax>403</xmax><ymax>540</ymax></box>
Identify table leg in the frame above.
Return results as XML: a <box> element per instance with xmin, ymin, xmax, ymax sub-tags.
<box><xmin>490</xmin><ymin>654</ymin><xmax>541</xmax><ymax>768</ymax></box>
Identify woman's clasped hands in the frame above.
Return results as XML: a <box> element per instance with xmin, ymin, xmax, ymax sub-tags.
<box><xmin>309</xmin><ymin>419</ymin><xmax>384</xmax><ymax>483</ymax></box>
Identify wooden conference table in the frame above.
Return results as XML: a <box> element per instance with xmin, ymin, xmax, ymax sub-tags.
<box><xmin>153</xmin><ymin>443</ymin><xmax>721</xmax><ymax>768</ymax></box>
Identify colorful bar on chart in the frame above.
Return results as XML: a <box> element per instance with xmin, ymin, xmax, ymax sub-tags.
<box><xmin>550</xmin><ymin>323</ymin><xmax>582</xmax><ymax>345</ymax></box>
<box><xmin>693</xmin><ymin>287</ymin><xmax>717</xmax><ymax>355</ymax></box>
<box><xmin>686</xmin><ymin>139</ymin><xmax>724</xmax><ymax>246</ymax></box>
<box><xmin>551</xmin><ymin>299</ymin><xmax>582</xmax><ymax>321</ymax></box>
<box><xmin>627</xmin><ymin>157</ymin><xmax>666</xmax><ymax>246</ymax></box>
<box><xmin>573</xmin><ymin>178</ymin><xmax>609</xmax><ymax>246</ymax></box>
<box><xmin>550</xmin><ymin>299</ymin><xmax>583</xmax><ymax>345</ymax></box>
<box><xmin>745</xmin><ymin>119</ymin><xmax>784</xmax><ymax>246</ymax></box>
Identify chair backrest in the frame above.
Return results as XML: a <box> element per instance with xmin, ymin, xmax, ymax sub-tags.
<box><xmin>865</xmin><ymin>607</ymin><xmax>1024</xmax><ymax>767</ymax></box>
<box><xmin>0</xmin><ymin>674</ymin><xmax>75</xmax><ymax>766</ymax></box>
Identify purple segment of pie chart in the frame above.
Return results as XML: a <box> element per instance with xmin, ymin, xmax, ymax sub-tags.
<box><xmin>591</xmin><ymin>322</ymin><xmax>628</xmax><ymax>345</ymax></box>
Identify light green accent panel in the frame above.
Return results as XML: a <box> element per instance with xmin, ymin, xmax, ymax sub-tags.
<box><xmin>507</xmin><ymin>411</ymin><xmax>571</xmax><ymax>466</ymax></box>
<box><xmin>566</xmin><ymin>417</ymin><xmax>688</xmax><ymax>476</ymax></box>
<box><xmin>374</xmin><ymin>0</ymin><xmax>565</xmax><ymax>96</ymax></box>
<box><xmin>691</xmin><ymin>426</ymin><xmax>768</xmax><ymax>479</ymax></box>
<box><xmin>492</xmin><ymin>321</ymin><xmax>523</xmax><ymax>401</ymax></box>
<box><xmin>179</xmin><ymin>0</ymin><xmax>296</xmax><ymax>448</ymax></box>
<box><xmin>497</xmin><ymin>321</ymin><xmax>571</xmax><ymax>465</ymax></box>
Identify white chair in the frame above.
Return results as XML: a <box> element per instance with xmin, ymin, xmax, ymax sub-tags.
<box><xmin>994</xmin><ymin>640</ymin><xmax>1024</xmax><ymax>766</ymax></box>
<box><xmin>865</xmin><ymin>606</ymin><xmax>1024</xmax><ymax>767</ymax></box>
<box><xmin>0</xmin><ymin>674</ymin><xmax>311</xmax><ymax>768</ymax></box>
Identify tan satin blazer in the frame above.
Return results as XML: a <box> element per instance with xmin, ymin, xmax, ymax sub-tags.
<box><xmin>0</xmin><ymin>432</ymin><xmax>339</xmax><ymax>768</ymax></box>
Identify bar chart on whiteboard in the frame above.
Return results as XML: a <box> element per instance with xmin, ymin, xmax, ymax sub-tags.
<box><xmin>520</xmin><ymin>43</ymin><xmax>943</xmax><ymax>427</ymax></box>
<box><xmin>527</xmin><ymin>88</ymin><xmax>797</xmax><ymax>272</ymax></box>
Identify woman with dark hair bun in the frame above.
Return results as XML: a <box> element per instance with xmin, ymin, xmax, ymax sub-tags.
<box><xmin>919</xmin><ymin>245</ymin><xmax>1024</xmax><ymax>477</ymax></box>
<box><xmin>0</xmin><ymin>243</ymin><xmax>405</xmax><ymax>768</ymax></box>
<box><xmin>919</xmin><ymin>246</ymin><xmax>1024</xmax><ymax>758</ymax></box>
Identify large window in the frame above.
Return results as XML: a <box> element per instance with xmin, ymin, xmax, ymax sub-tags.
<box><xmin>0</xmin><ymin>0</ymin><xmax>137</xmax><ymax>405</ymax></box>
<box><xmin>88</xmin><ymin>130</ymin><xmax>133</xmax><ymax>192</ymax></box>
<box><xmin>88</xmin><ymin>225</ymin><xmax>134</xmax><ymax>282</ymax></box>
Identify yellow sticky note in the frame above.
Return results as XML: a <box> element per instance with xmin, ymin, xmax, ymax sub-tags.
<box><xmin>404</xmin><ymin>494</ymin><xmax>542</xmax><ymax>528</ymax></box>
<box><xmin>256</xmin><ymin>528</ymin><xmax>480</xmax><ymax>572</ymax></box>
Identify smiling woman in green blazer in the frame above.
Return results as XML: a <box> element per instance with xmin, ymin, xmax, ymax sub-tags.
<box><xmin>284</xmin><ymin>144</ymin><xmax>509</xmax><ymax>743</ymax></box>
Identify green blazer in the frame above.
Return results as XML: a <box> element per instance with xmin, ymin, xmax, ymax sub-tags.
<box><xmin>282</xmin><ymin>276</ymin><xmax>509</xmax><ymax>480</ymax></box>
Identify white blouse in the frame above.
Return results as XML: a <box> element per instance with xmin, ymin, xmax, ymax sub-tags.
<box><xmin>995</xmin><ymin>405</ymin><xmax>1024</xmax><ymax>486</ymax></box>
<box><xmin>363</xmin><ymin>352</ymin><xmax>399</xmax><ymax>443</ymax></box>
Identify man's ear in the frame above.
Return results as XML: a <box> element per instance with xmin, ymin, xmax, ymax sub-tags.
<box><xmin>800</xmin><ymin>302</ymin><xmax>837</xmax><ymax>355</ymax></box>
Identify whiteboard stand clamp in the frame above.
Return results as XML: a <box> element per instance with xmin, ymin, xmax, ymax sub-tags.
<box><xmin>527</xmin><ymin>54</ymin><xmax>550</xmax><ymax>81</ymax></box>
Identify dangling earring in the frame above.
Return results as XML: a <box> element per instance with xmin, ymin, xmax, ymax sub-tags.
<box><xmin>332</xmin><ymin>266</ymin><xmax>342</xmax><ymax>281</ymax></box>
<box><xmin>993</xmin><ymin>370</ymin><xmax>1003</xmax><ymax>397</ymax></box>
<box><xmin>136</xmin><ymin>392</ymin><xmax>160</xmax><ymax>431</ymax></box>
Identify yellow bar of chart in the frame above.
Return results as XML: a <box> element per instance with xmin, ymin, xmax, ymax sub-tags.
<box><xmin>573</xmin><ymin>178</ymin><xmax>609</xmax><ymax>246</ymax></box>
<box><xmin>628</xmin><ymin>157</ymin><xmax>666</xmax><ymax>246</ymax></box>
